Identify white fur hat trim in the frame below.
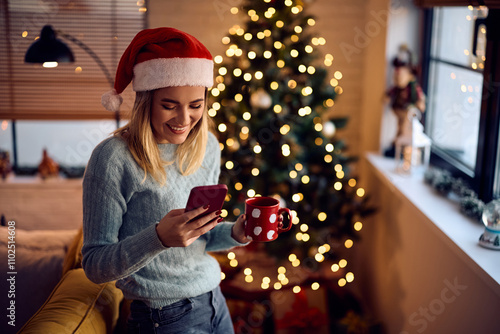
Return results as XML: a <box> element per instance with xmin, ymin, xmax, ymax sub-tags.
<box><xmin>133</xmin><ymin>58</ymin><xmax>214</xmax><ymax>91</ymax></box>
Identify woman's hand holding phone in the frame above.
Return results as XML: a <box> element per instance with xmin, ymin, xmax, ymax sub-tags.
<box><xmin>155</xmin><ymin>206</ymin><xmax>222</xmax><ymax>248</ymax></box>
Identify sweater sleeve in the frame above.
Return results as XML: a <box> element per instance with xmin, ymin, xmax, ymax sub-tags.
<box><xmin>81</xmin><ymin>140</ymin><xmax>167</xmax><ymax>284</ymax></box>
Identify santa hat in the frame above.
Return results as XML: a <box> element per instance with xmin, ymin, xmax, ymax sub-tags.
<box><xmin>102</xmin><ymin>27</ymin><xmax>214</xmax><ymax>112</ymax></box>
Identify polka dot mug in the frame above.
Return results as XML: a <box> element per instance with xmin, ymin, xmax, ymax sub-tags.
<box><xmin>244</xmin><ymin>196</ymin><xmax>292</xmax><ymax>242</ymax></box>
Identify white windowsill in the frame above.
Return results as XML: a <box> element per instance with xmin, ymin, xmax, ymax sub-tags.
<box><xmin>365</xmin><ymin>153</ymin><xmax>500</xmax><ymax>296</ymax></box>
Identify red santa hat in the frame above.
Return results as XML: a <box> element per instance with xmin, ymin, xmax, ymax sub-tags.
<box><xmin>102</xmin><ymin>27</ymin><xmax>214</xmax><ymax>112</ymax></box>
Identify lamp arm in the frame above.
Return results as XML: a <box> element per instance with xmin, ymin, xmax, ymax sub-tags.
<box><xmin>56</xmin><ymin>30</ymin><xmax>114</xmax><ymax>89</ymax></box>
<box><xmin>56</xmin><ymin>30</ymin><xmax>120</xmax><ymax>127</ymax></box>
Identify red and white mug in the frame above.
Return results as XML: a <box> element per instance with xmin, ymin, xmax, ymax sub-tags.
<box><xmin>244</xmin><ymin>196</ymin><xmax>292</xmax><ymax>242</ymax></box>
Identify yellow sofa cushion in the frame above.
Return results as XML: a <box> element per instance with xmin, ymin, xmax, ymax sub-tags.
<box><xmin>18</xmin><ymin>268</ymin><xmax>123</xmax><ymax>334</ymax></box>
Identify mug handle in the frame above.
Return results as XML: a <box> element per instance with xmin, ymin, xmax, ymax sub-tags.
<box><xmin>277</xmin><ymin>208</ymin><xmax>292</xmax><ymax>233</ymax></box>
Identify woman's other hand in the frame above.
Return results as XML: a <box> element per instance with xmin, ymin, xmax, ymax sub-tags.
<box><xmin>231</xmin><ymin>214</ymin><xmax>250</xmax><ymax>244</ymax></box>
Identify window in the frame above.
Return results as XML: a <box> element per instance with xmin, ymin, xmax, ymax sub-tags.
<box><xmin>423</xmin><ymin>6</ymin><xmax>500</xmax><ymax>201</ymax></box>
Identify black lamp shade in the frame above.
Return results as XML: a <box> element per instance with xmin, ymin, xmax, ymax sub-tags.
<box><xmin>24</xmin><ymin>25</ymin><xmax>75</xmax><ymax>63</ymax></box>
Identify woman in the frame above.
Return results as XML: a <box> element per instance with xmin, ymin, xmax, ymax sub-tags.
<box><xmin>81</xmin><ymin>27</ymin><xmax>249</xmax><ymax>334</ymax></box>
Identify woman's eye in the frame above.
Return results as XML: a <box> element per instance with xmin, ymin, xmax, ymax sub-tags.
<box><xmin>162</xmin><ymin>105</ymin><xmax>175</xmax><ymax>110</ymax></box>
<box><xmin>190</xmin><ymin>104</ymin><xmax>202</xmax><ymax>109</ymax></box>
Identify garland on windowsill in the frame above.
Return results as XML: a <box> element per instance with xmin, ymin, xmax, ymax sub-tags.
<box><xmin>423</xmin><ymin>167</ymin><xmax>485</xmax><ymax>223</ymax></box>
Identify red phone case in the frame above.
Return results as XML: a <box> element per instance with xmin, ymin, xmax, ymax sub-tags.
<box><xmin>185</xmin><ymin>184</ymin><xmax>228</xmax><ymax>217</ymax></box>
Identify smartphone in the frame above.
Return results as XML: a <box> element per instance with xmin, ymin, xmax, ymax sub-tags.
<box><xmin>185</xmin><ymin>184</ymin><xmax>228</xmax><ymax>219</ymax></box>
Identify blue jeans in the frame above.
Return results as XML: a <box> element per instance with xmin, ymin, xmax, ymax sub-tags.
<box><xmin>127</xmin><ymin>286</ymin><xmax>234</xmax><ymax>334</ymax></box>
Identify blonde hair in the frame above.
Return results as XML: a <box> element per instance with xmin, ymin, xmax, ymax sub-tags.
<box><xmin>114</xmin><ymin>89</ymin><xmax>212</xmax><ymax>185</ymax></box>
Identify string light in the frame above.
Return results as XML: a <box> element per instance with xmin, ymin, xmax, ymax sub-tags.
<box><xmin>218</xmin><ymin>123</ymin><xmax>227</xmax><ymax>132</ymax></box>
<box><xmin>354</xmin><ymin>221</ymin><xmax>363</xmax><ymax>231</ymax></box>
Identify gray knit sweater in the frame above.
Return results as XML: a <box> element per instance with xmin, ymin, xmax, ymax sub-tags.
<box><xmin>81</xmin><ymin>132</ymin><xmax>243</xmax><ymax>308</ymax></box>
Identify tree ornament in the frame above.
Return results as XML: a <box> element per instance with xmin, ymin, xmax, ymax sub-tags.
<box><xmin>322</xmin><ymin>121</ymin><xmax>336</xmax><ymax>137</ymax></box>
<box><xmin>250</xmin><ymin>88</ymin><xmax>272</xmax><ymax>109</ymax></box>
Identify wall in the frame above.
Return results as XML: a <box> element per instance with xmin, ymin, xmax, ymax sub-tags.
<box><xmin>353</xmin><ymin>159</ymin><xmax>500</xmax><ymax>333</ymax></box>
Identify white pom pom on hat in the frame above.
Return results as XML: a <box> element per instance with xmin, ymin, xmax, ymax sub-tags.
<box><xmin>101</xmin><ymin>89</ymin><xmax>123</xmax><ymax>112</ymax></box>
<box><xmin>102</xmin><ymin>27</ymin><xmax>214</xmax><ymax>112</ymax></box>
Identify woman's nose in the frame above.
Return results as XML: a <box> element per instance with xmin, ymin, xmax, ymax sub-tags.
<box><xmin>175</xmin><ymin>107</ymin><xmax>190</xmax><ymax>125</ymax></box>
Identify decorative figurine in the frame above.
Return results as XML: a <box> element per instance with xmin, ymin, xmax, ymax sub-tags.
<box><xmin>38</xmin><ymin>148</ymin><xmax>59</xmax><ymax>179</ymax></box>
<box><xmin>0</xmin><ymin>150</ymin><xmax>12</xmax><ymax>179</ymax></box>
<box><xmin>385</xmin><ymin>44</ymin><xmax>426</xmax><ymax>157</ymax></box>
<box><xmin>479</xmin><ymin>199</ymin><xmax>500</xmax><ymax>250</ymax></box>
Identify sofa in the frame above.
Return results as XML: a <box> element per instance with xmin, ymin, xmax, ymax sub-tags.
<box><xmin>0</xmin><ymin>226</ymin><xmax>126</xmax><ymax>334</ymax></box>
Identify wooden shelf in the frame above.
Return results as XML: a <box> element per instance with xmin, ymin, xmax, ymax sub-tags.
<box><xmin>0</xmin><ymin>175</ymin><xmax>83</xmax><ymax>230</ymax></box>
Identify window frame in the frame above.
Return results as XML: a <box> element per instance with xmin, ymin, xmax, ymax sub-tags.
<box><xmin>421</xmin><ymin>7</ymin><xmax>500</xmax><ymax>202</ymax></box>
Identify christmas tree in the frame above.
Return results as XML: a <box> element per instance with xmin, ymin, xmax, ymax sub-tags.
<box><xmin>211</xmin><ymin>0</ymin><xmax>373</xmax><ymax>288</ymax></box>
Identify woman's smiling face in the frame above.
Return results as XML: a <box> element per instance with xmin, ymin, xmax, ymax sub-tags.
<box><xmin>150</xmin><ymin>86</ymin><xmax>206</xmax><ymax>144</ymax></box>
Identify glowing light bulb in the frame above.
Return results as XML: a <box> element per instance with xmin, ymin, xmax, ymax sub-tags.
<box><xmin>218</xmin><ymin>123</ymin><xmax>227</xmax><ymax>132</ymax></box>
<box><xmin>214</xmin><ymin>55</ymin><xmax>223</xmax><ymax>64</ymax></box>
<box><xmin>354</xmin><ymin>221</ymin><xmax>363</xmax><ymax>231</ymax></box>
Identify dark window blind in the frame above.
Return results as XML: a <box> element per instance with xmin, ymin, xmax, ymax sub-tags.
<box><xmin>0</xmin><ymin>0</ymin><xmax>146</xmax><ymax>120</ymax></box>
